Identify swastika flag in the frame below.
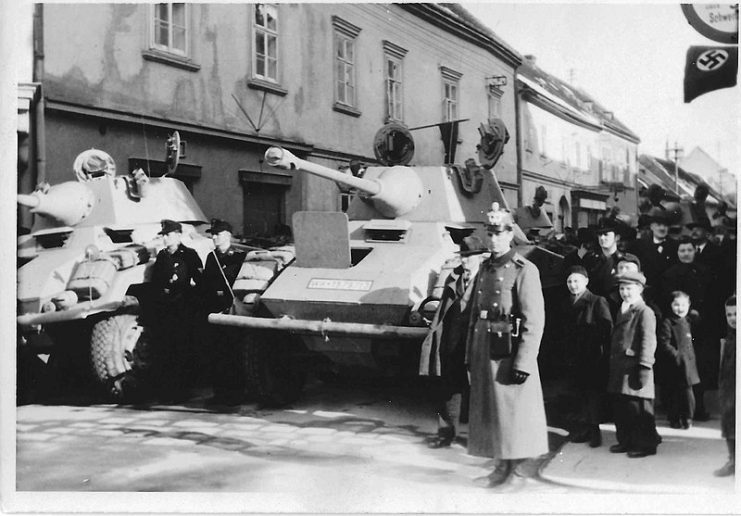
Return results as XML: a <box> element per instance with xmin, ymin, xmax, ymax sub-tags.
<box><xmin>684</xmin><ymin>45</ymin><xmax>738</xmax><ymax>103</ymax></box>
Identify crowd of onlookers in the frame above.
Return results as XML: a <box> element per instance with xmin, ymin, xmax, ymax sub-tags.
<box><xmin>552</xmin><ymin>206</ymin><xmax>736</xmax><ymax>474</ymax></box>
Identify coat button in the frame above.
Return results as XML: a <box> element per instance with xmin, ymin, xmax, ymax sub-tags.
<box><xmin>498</xmin><ymin>277</ymin><xmax>504</xmax><ymax>281</ymax></box>
<box><xmin>495</xmin><ymin>290</ymin><xmax>500</xmax><ymax>294</ymax></box>
<box><xmin>493</xmin><ymin>303</ymin><xmax>498</xmax><ymax>307</ymax></box>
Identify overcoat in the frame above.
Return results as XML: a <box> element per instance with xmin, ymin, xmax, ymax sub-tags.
<box><xmin>607</xmin><ymin>299</ymin><xmax>657</xmax><ymax>399</ymax></box>
<box><xmin>655</xmin><ymin>315</ymin><xmax>700</xmax><ymax>388</ymax></box>
<box><xmin>464</xmin><ymin>249</ymin><xmax>548</xmax><ymax>460</ymax></box>
<box><xmin>628</xmin><ymin>238</ymin><xmax>678</xmax><ymax>288</ymax></box>
<box><xmin>564</xmin><ymin>290</ymin><xmax>613</xmax><ymax>389</ymax></box>
<box><xmin>660</xmin><ymin>262</ymin><xmax>708</xmax><ymax>315</ymax></box>
<box><xmin>199</xmin><ymin>246</ymin><xmax>247</xmax><ymax>313</ymax></box>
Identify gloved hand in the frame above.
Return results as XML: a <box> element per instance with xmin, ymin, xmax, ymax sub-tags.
<box><xmin>511</xmin><ymin>369</ymin><xmax>529</xmax><ymax>385</ymax></box>
<box><xmin>629</xmin><ymin>366</ymin><xmax>651</xmax><ymax>389</ymax></box>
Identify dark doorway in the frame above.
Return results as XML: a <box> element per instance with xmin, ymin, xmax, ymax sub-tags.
<box><xmin>242</xmin><ymin>181</ymin><xmax>286</xmax><ymax>237</ymax></box>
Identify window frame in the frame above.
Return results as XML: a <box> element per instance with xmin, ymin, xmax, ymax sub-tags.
<box><xmin>440</xmin><ymin>66</ymin><xmax>462</xmax><ymax>123</ymax></box>
<box><xmin>252</xmin><ymin>3</ymin><xmax>280</xmax><ymax>84</ymax></box>
<box><xmin>331</xmin><ymin>16</ymin><xmax>362</xmax><ymax>116</ymax></box>
<box><xmin>150</xmin><ymin>3</ymin><xmax>190</xmax><ymax>57</ymax></box>
<box><xmin>335</xmin><ymin>33</ymin><xmax>356</xmax><ymax>107</ymax></box>
<box><xmin>487</xmin><ymin>86</ymin><xmax>503</xmax><ymax>121</ymax></box>
<box><xmin>383</xmin><ymin>40</ymin><xmax>407</xmax><ymax>123</ymax></box>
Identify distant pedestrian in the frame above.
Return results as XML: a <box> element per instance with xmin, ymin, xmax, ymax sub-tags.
<box><xmin>563</xmin><ymin>265</ymin><xmax>612</xmax><ymax>448</ymax></box>
<box><xmin>714</xmin><ymin>295</ymin><xmax>736</xmax><ymax>477</ymax></box>
<box><xmin>655</xmin><ymin>291</ymin><xmax>700</xmax><ymax>429</ymax></box>
<box><xmin>199</xmin><ymin>219</ymin><xmax>247</xmax><ymax>407</ymax></box>
<box><xmin>607</xmin><ymin>271</ymin><xmax>661</xmax><ymax>458</ymax></box>
<box><xmin>464</xmin><ymin>203</ymin><xmax>548</xmax><ymax>488</ymax></box>
<box><xmin>584</xmin><ymin>217</ymin><xmax>633</xmax><ymax>299</ymax></box>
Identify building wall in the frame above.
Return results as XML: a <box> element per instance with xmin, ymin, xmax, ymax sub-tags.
<box><xmin>39</xmin><ymin>3</ymin><xmax>518</xmax><ymax>235</ymax></box>
<box><xmin>518</xmin><ymin>97</ymin><xmax>639</xmax><ymax>228</ymax></box>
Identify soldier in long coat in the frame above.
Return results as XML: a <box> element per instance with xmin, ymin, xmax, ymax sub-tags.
<box><xmin>607</xmin><ymin>271</ymin><xmax>661</xmax><ymax>458</ymax></box>
<box><xmin>464</xmin><ymin>203</ymin><xmax>548</xmax><ymax>487</ymax></box>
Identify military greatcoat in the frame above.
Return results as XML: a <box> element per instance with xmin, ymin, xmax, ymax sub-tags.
<box><xmin>464</xmin><ymin>249</ymin><xmax>548</xmax><ymax>460</ymax></box>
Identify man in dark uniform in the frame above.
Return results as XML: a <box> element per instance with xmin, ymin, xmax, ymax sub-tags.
<box><xmin>628</xmin><ymin>208</ymin><xmax>677</xmax><ymax>289</ymax></box>
<box><xmin>151</xmin><ymin>219</ymin><xmax>203</xmax><ymax>401</ymax></box>
<box><xmin>584</xmin><ymin>217</ymin><xmax>638</xmax><ymax>300</ymax></box>
<box><xmin>464</xmin><ymin>203</ymin><xmax>548</xmax><ymax>488</ymax></box>
<box><xmin>199</xmin><ymin>219</ymin><xmax>247</xmax><ymax>406</ymax></box>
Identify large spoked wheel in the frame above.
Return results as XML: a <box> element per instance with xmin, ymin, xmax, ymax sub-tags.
<box><xmin>243</xmin><ymin>331</ymin><xmax>307</xmax><ymax>407</ymax></box>
<box><xmin>90</xmin><ymin>313</ymin><xmax>154</xmax><ymax>402</ymax></box>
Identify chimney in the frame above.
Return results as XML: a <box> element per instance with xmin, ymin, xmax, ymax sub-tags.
<box><xmin>524</xmin><ymin>54</ymin><xmax>536</xmax><ymax>66</ymax></box>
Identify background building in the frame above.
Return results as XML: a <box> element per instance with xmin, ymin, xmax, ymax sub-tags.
<box><xmin>679</xmin><ymin>146</ymin><xmax>737</xmax><ymax>205</ymax></box>
<box><xmin>516</xmin><ymin>56</ymin><xmax>640</xmax><ymax>231</ymax></box>
<box><xmin>19</xmin><ymin>3</ymin><xmax>521</xmax><ymax>239</ymax></box>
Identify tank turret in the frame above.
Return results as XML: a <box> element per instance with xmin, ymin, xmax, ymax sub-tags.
<box><xmin>265</xmin><ymin>147</ymin><xmax>424</xmax><ymax>218</ymax></box>
<box><xmin>18</xmin><ymin>182</ymin><xmax>96</xmax><ymax>227</ymax></box>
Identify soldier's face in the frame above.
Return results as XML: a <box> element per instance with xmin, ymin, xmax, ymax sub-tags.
<box><xmin>677</xmin><ymin>243</ymin><xmax>696</xmax><ymax>264</ymax></box>
<box><xmin>212</xmin><ymin>230</ymin><xmax>231</xmax><ymax>250</ymax></box>
<box><xmin>566</xmin><ymin>273</ymin><xmax>588</xmax><ymax>296</ymax></box>
<box><xmin>486</xmin><ymin>229</ymin><xmax>514</xmax><ymax>256</ymax></box>
<box><xmin>597</xmin><ymin>231</ymin><xmax>616</xmax><ymax>250</ymax></box>
<box><xmin>618</xmin><ymin>283</ymin><xmax>643</xmax><ymax>304</ymax></box>
<box><xmin>163</xmin><ymin>230</ymin><xmax>182</xmax><ymax>249</ymax></box>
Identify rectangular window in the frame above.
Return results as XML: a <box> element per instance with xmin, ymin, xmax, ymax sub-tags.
<box><xmin>385</xmin><ymin>56</ymin><xmax>403</xmax><ymax>121</ymax></box>
<box><xmin>443</xmin><ymin>80</ymin><xmax>458</xmax><ymax>122</ymax></box>
<box><xmin>335</xmin><ymin>33</ymin><xmax>356</xmax><ymax>106</ymax></box>
<box><xmin>152</xmin><ymin>3</ymin><xmax>188</xmax><ymax>56</ymax></box>
<box><xmin>253</xmin><ymin>4</ymin><xmax>278</xmax><ymax>82</ymax></box>
<box><xmin>487</xmin><ymin>92</ymin><xmax>501</xmax><ymax>120</ymax></box>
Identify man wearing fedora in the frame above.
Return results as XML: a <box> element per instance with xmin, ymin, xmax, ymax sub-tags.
<box><xmin>607</xmin><ymin>270</ymin><xmax>661</xmax><ymax>458</ymax></box>
<box><xmin>464</xmin><ymin>203</ymin><xmax>548</xmax><ymax>487</ymax></box>
<box><xmin>628</xmin><ymin>207</ymin><xmax>678</xmax><ymax>289</ymax></box>
<box><xmin>151</xmin><ymin>219</ymin><xmax>203</xmax><ymax>402</ymax></box>
<box><xmin>200</xmin><ymin>219</ymin><xmax>247</xmax><ymax>406</ymax></box>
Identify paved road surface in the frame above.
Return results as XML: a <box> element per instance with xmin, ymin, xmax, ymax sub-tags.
<box><xmin>13</xmin><ymin>377</ymin><xmax>737</xmax><ymax>513</ymax></box>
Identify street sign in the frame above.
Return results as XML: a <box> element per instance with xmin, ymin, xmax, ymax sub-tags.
<box><xmin>681</xmin><ymin>4</ymin><xmax>738</xmax><ymax>44</ymax></box>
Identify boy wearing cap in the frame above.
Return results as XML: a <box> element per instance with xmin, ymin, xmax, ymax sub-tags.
<box><xmin>151</xmin><ymin>219</ymin><xmax>203</xmax><ymax>401</ymax></box>
<box><xmin>607</xmin><ymin>271</ymin><xmax>661</xmax><ymax>458</ymax></box>
<box><xmin>464</xmin><ymin>203</ymin><xmax>548</xmax><ymax>487</ymax></box>
<box><xmin>563</xmin><ymin>265</ymin><xmax>612</xmax><ymax>447</ymax></box>
<box><xmin>200</xmin><ymin>219</ymin><xmax>247</xmax><ymax>406</ymax></box>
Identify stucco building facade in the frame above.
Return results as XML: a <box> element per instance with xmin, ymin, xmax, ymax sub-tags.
<box><xmin>516</xmin><ymin>56</ymin><xmax>640</xmax><ymax>232</ymax></box>
<box><xmin>20</xmin><ymin>3</ymin><xmax>521</xmax><ymax>238</ymax></box>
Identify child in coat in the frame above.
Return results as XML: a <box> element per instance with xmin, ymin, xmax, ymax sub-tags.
<box><xmin>715</xmin><ymin>295</ymin><xmax>736</xmax><ymax>477</ymax></box>
<box><xmin>656</xmin><ymin>291</ymin><xmax>700</xmax><ymax>429</ymax></box>
<box><xmin>564</xmin><ymin>265</ymin><xmax>613</xmax><ymax>447</ymax></box>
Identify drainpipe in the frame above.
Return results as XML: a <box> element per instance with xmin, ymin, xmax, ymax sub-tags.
<box><xmin>514</xmin><ymin>73</ymin><xmax>523</xmax><ymax>207</ymax></box>
<box><xmin>33</xmin><ymin>4</ymin><xmax>45</xmax><ymax>184</ymax></box>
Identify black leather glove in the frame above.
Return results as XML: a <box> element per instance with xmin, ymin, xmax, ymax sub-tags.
<box><xmin>511</xmin><ymin>369</ymin><xmax>529</xmax><ymax>385</ymax></box>
<box><xmin>629</xmin><ymin>366</ymin><xmax>651</xmax><ymax>390</ymax></box>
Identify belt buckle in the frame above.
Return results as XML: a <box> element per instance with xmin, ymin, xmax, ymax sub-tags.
<box><xmin>479</xmin><ymin>310</ymin><xmax>488</xmax><ymax>320</ymax></box>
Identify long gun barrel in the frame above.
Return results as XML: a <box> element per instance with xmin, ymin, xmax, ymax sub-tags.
<box><xmin>265</xmin><ymin>147</ymin><xmax>423</xmax><ymax>218</ymax></box>
<box><xmin>265</xmin><ymin>147</ymin><xmax>381</xmax><ymax>196</ymax></box>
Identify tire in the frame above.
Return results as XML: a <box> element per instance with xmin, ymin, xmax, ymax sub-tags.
<box><xmin>90</xmin><ymin>314</ymin><xmax>154</xmax><ymax>402</ymax></box>
<box><xmin>243</xmin><ymin>331</ymin><xmax>306</xmax><ymax>407</ymax></box>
